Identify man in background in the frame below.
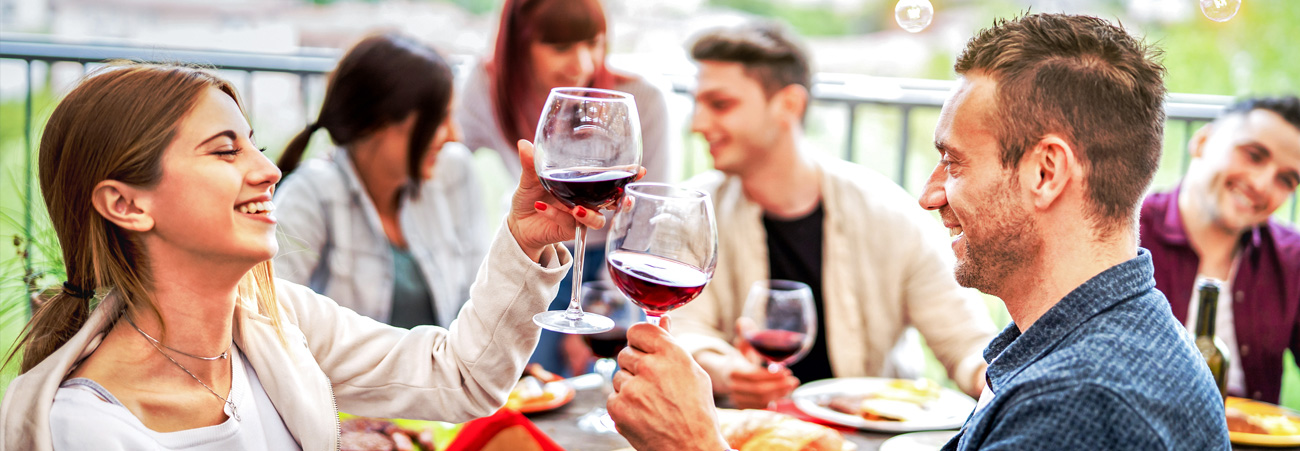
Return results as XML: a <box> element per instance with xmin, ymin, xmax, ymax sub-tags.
<box><xmin>1140</xmin><ymin>95</ymin><xmax>1300</xmax><ymax>403</ymax></box>
<box><xmin>673</xmin><ymin>21</ymin><xmax>996</xmax><ymax>408</ymax></box>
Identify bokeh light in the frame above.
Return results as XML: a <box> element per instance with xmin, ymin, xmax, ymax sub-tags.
<box><xmin>894</xmin><ymin>0</ymin><xmax>935</xmax><ymax>33</ymax></box>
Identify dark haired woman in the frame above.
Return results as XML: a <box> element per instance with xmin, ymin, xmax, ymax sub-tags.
<box><xmin>274</xmin><ymin>33</ymin><xmax>485</xmax><ymax>328</ymax></box>
<box><xmin>455</xmin><ymin>0</ymin><xmax>672</xmax><ymax>375</ymax></box>
<box><xmin>0</xmin><ymin>60</ymin><xmax>600</xmax><ymax>449</ymax></box>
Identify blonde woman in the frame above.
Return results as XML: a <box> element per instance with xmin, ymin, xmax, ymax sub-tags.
<box><xmin>1</xmin><ymin>62</ymin><xmax>603</xmax><ymax>450</ymax></box>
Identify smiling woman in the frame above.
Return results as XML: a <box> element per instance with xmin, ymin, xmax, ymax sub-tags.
<box><xmin>0</xmin><ymin>61</ymin><xmax>605</xmax><ymax>451</ymax></box>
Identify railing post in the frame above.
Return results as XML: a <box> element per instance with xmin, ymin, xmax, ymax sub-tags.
<box><xmin>897</xmin><ymin>106</ymin><xmax>912</xmax><ymax>187</ymax></box>
<box><xmin>1181</xmin><ymin>119</ymin><xmax>1195</xmax><ymax>174</ymax></box>
<box><xmin>300</xmin><ymin>73</ymin><xmax>311</xmax><ymax>126</ymax></box>
<box><xmin>244</xmin><ymin>70</ymin><xmax>255</xmax><ymax>121</ymax></box>
<box><xmin>23</xmin><ymin>59</ymin><xmax>35</xmax><ymax>298</ymax></box>
<box><xmin>1291</xmin><ymin>193</ymin><xmax>1297</xmax><ymax>224</ymax></box>
<box><xmin>844</xmin><ymin>102</ymin><xmax>857</xmax><ymax>162</ymax></box>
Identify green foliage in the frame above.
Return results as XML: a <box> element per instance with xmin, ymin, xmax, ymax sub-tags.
<box><xmin>446</xmin><ymin>0</ymin><xmax>502</xmax><ymax>16</ymax></box>
<box><xmin>1149</xmin><ymin>0</ymin><xmax>1300</xmax><ymax>96</ymax></box>
<box><xmin>0</xmin><ymin>85</ymin><xmax>64</xmax><ymax>400</ymax></box>
<box><xmin>708</xmin><ymin>0</ymin><xmax>887</xmax><ymax>36</ymax></box>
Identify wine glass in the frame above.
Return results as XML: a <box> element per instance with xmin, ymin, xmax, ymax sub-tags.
<box><xmin>532</xmin><ymin>87</ymin><xmax>643</xmax><ymax>334</ymax></box>
<box><xmin>740</xmin><ymin>280</ymin><xmax>816</xmax><ymax>373</ymax></box>
<box><xmin>606</xmin><ymin>183</ymin><xmax>717</xmax><ymax>327</ymax></box>
<box><xmin>576</xmin><ymin>280</ymin><xmax>644</xmax><ymax>434</ymax></box>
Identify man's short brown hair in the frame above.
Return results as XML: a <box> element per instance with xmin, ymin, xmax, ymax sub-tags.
<box><xmin>689</xmin><ymin>21</ymin><xmax>812</xmax><ymax>100</ymax></box>
<box><xmin>956</xmin><ymin>13</ymin><xmax>1167</xmax><ymax>234</ymax></box>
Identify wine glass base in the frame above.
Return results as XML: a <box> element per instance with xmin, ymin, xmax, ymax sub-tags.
<box><xmin>577</xmin><ymin>408</ymin><xmax>618</xmax><ymax>434</ymax></box>
<box><xmin>533</xmin><ymin>310</ymin><xmax>615</xmax><ymax>334</ymax></box>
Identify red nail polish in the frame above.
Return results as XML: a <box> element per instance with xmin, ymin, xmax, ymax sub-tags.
<box><xmin>576</xmin><ymin>207</ymin><xmax>587</xmax><ymax>218</ymax></box>
<box><xmin>534</xmin><ymin>201</ymin><xmax>548</xmax><ymax>211</ymax></box>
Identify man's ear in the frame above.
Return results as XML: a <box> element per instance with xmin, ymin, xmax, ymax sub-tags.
<box><xmin>91</xmin><ymin>180</ymin><xmax>154</xmax><ymax>233</ymax></box>
<box><xmin>1021</xmin><ymin>134</ymin><xmax>1078</xmax><ymax>211</ymax></box>
<box><xmin>774</xmin><ymin>84</ymin><xmax>809</xmax><ymax>126</ymax></box>
<box><xmin>1188</xmin><ymin>122</ymin><xmax>1213</xmax><ymax>159</ymax></box>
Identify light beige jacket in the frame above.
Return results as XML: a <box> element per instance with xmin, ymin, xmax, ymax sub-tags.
<box><xmin>0</xmin><ymin>223</ymin><xmax>569</xmax><ymax>451</ymax></box>
<box><xmin>673</xmin><ymin>156</ymin><xmax>996</xmax><ymax>394</ymax></box>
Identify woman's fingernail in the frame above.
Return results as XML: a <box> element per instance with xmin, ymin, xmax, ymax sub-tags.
<box><xmin>534</xmin><ymin>201</ymin><xmax>548</xmax><ymax>212</ymax></box>
<box><xmin>576</xmin><ymin>207</ymin><xmax>587</xmax><ymax>218</ymax></box>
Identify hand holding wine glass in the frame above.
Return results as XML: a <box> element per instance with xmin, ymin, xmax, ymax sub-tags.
<box><xmin>740</xmin><ymin>280</ymin><xmax>816</xmax><ymax>373</ymax></box>
<box><xmin>509</xmin><ymin>139</ymin><xmax>608</xmax><ymax>262</ymax></box>
<box><xmin>606</xmin><ymin>183</ymin><xmax>717</xmax><ymax>327</ymax></box>
<box><xmin>531</xmin><ymin>87</ymin><xmax>643</xmax><ymax>334</ymax></box>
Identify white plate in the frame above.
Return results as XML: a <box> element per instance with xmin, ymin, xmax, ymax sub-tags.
<box><xmin>879</xmin><ymin>430</ymin><xmax>960</xmax><ymax>451</ymax></box>
<box><xmin>792</xmin><ymin>377</ymin><xmax>975</xmax><ymax>432</ymax></box>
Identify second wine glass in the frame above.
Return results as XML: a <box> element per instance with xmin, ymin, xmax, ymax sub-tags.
<box><xmin>533</xmin><ymin>87</ymin><xmax>642</xmax><ymax>334</ymax></box>
<box><xmin>741</xmin><ymin>280</ymin><xmax>817</xmax><ymax>373</ymax></box>
<box><xmin>606</xmin><ymin>183</ymin><xmax>717</xmax><ymax>327</ymax></box>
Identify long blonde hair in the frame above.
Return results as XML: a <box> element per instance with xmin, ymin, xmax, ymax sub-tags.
<box><xmin>7</xmin><ymin>62</ymin><xmax>285</xmax><ymax>373</ymax></box>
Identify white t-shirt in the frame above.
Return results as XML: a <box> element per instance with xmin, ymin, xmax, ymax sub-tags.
<box><xmin>50</xmin><ymin>346</ymin><xmax>301</xmax><ymax>450</ymax></box>
<box><xmin>1184</xmin><ymin>275</ymin><xmax>1246</xmax><ymax>396</ymax></box>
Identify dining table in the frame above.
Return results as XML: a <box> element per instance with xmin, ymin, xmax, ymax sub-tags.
<box><xmin>526</xmin><ymin>377</ymin><xmax>915</xmax><ymax>451</ymax></box>
<box><xmin>522</xmin><ymin>376</ymin><xmax>1282</xmax><ymax>451</ymax></box>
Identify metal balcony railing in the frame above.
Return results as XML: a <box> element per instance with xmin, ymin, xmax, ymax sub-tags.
<box><xmin>2</xmin><ymin>34</ymin><xmax>1295</xmax><ymax>291</ymax></box>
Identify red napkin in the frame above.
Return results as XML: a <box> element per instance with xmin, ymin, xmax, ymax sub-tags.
<box><xmin>768</xmin><ymin>398</ymin><xmax>855</xmax><ymax>432</ymax></box>
<box><xmin>443</xmin><ymin>409</ymin><xmax>563</xmax><ymax>451</ymax></box>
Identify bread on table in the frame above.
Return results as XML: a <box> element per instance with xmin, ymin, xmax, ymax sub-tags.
<box><xmin>717</xmin><ymin>409</ymin><xmax>850</xmax><ymax>451</ymax></box>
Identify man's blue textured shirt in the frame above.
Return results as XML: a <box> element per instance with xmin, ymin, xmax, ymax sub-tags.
<box><xmin>944</xmin><ymin>249</ymin><xmax>1230</xmax><ymax>450</ymax></box>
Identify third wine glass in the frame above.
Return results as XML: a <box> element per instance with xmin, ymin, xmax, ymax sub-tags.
<box><xmin>741</xmin><ymin>280</ymin><xmax>816</xmax><ymax>373</ymax></box>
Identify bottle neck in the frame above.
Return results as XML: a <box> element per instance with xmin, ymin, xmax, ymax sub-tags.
<box><xmin>1194</xmin><ymin>287</ymin><xmax>1219</xmax><ymax>338</ymax></box>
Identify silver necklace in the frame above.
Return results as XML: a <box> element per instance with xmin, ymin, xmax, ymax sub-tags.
<box><xmin>127</xmin><ymin>318</ymin><xmax>241</xmax><ymax>422</ymax></box>
<box><xmin>126</xmin><ymin>317</ymin><xmax>229</xmax><ymax>361</ymax></box>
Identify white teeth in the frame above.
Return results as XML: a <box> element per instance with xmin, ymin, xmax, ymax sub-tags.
<box><xmin>948</xmin><ymin>226</ymin><xmax>963</xmax><ymax>237</ymax></box>
<box><xmin>237</xmin><ymin>200</ymin><xmax>275</xmax><ymax>214</ymax></box>
<box><xmin>1230</xmin><ymin>190</ymin><xmax>1256</xmax><ymax>211</ymax></box>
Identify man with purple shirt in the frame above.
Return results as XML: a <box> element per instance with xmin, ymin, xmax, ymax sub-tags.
<box><xmin>1140</xmin><ymin>95</ymin><xmax>1300</xmax><ymax>403</ymax></box>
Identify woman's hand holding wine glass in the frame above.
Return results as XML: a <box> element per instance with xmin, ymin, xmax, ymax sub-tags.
<box><xmin>508</xmin><ymin>139</ymin><xmax>608</xmax><ymax>263</ymax></box>
<box><xmin>531</xmin><ymin>87</ymin><xmax>643</xmax><ymax>334</ymax></box>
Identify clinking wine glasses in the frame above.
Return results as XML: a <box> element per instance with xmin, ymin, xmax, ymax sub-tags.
<box><xmin>741</xmin><ymin>280</ymin><xmax>817</xmax><ymax>373</ymax></box>
<box><xmin>532</xmin><ymin>87</ymin><xmax>642</xmax><ymax>334</ymax></box>
<box><xmin>606</xmin><ymin>183</ymin><xmax>717</xmax><ymax>327</ymax></box>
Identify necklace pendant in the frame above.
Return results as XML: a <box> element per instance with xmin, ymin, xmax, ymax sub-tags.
<box><xmin>228</xmin><ymin>401</ymin><xmax>241</xmax><ymax>422</ymax></box>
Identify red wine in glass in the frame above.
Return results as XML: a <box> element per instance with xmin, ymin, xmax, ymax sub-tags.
<box><xmin>583</xmin><ymin>328</ymin><xmax>628</xmax><ymax>359</ymax></box>
<box><xmin>745</xmin><ymin>329</ymin><xmax>807</xmax><ymax>365</ymax></box>
<box><xmin>539</xmin><ymin>168</ymin><xmax>637</xmax><ymax>210</ymax></box>
<box><xmin>607</xmin><ymin>251</ymin><xmax>708</xmax><ymax>318</ymax></box>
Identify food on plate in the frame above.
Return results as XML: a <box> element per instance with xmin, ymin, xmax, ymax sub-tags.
<box><xmin>340</xmin><ymin>417</ymin><xmax>433</xmax><ymax>451</ymax></box>
<box><xmin>718</xmin><ymin>409</ymin><xmax>852</xmax><ymax>451</ymax></box>
<box><xmin>823</xmin><ymin>379</ymin><xmax>941</xmax><ymax>422</ymax></box>
<box><xmin>1227</xmin><ymin>406</ymin><xmax>1300</xmax><ymax>435</ymax></box>
<box><xmin>505</xmin><ymin>363</ymin><xmax>570</xmax><ymax>411</ymax></box>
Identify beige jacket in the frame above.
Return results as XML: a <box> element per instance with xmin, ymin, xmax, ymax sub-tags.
<box><xmin>673</xmin><ymin>156</ymin><xmax>996</xmax><ymax>394</ymax></box>
<box><xmin>0</xmin><ymin>222</ymin><xmax>570</xmax><ymax>451</ymax></box>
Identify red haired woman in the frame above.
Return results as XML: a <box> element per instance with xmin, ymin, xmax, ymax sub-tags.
<box><xmin>455</xmin><ymin>0</ymin><xmax>673</xmax><ymax>376</ymax></box>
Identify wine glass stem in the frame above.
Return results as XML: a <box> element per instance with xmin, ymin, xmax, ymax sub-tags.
<box><xmin>595</xmin><ymin>358</ymin><xmax>618</xmax><ymax>396</ymax></box>
<box><xmin>767</xmin><ymin>362</ymin><xmax>783</xmax><ymax>373</ymax></box>
<box><xmin>646</xmin><ymin>315</ymin><xmax>661</xmax><ymax>327</ymax></box>
<box><xmin>564</xmin><ymin>224</ymin><xmax>590</xmax><ymax>322</ymax></box>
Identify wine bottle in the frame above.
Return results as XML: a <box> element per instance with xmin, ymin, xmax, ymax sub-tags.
<box><xmin>1194</xmin><ymin>279</ymin><xmax>1229</xmax><ymax>399</ymax></box>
